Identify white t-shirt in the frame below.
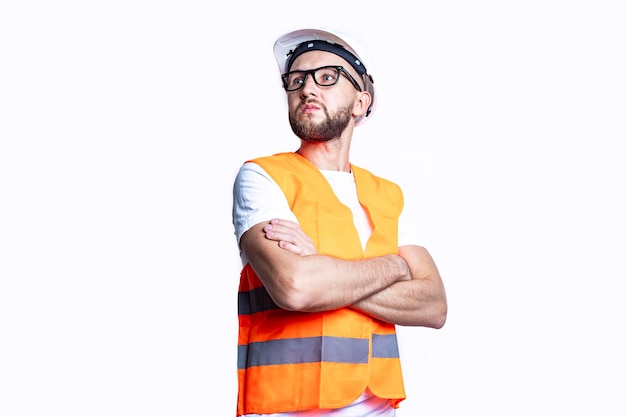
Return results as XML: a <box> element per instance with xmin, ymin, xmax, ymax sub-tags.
<box><xmin>232</xmin><ymin>161</ymin><xmax>418</xmax><ymax>417</ymax></box>
<box><xmin>243</xmin><ymin>388</ymin><xmax>396</xmax><ymax>417</ymax></box>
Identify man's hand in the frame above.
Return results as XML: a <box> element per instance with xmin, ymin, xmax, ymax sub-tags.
<box><xmin>263</xmin><ymin>218</ymin><xmax>318</xmax><ymax>256</ymax></box>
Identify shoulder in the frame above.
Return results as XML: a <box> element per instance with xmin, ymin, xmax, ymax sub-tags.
<box><xmin>234</xmin><ymin>161</ymin><xmax>276</xmax><ymax>190</ymax></box>
<box><xmin>250</xmin><ymin>152</ymin><xmax>313</xmax><ymax>174</ymax></box>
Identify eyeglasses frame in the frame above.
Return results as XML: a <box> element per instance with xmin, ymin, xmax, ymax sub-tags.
<box><xmin>281</xmin><ymin>65</ymin><xmax>363</xmax><ymax>92</ymax></box>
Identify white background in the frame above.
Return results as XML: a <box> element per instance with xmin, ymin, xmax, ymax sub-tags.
<box><xmin>1</xmin><ymin>1</ymin><xmax>625</xmax><ymax>416</ymax></box>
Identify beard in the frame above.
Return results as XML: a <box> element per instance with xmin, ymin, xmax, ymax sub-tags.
<box><xmin>289</xmin><ymin>100</ymin><xmax>353</xmax><ymax>142</ymax></box>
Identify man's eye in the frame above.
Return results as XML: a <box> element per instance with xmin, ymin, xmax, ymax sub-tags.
<box><xmin>287</xmin><ymin>74</ymin><xmax>305</xmax><ymax>87</ymax></box>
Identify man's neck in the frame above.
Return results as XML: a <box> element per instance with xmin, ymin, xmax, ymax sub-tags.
<box><xmin>296</xmin><ymin>138</ymin><xmax>351</xmax><ymax>172</ymax></box>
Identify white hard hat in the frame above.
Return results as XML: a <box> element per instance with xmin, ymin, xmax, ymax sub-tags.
<box><xmin>273</xmin><ymin>28</ymin><xmax>376</xmax><ymax>126</ymax></box>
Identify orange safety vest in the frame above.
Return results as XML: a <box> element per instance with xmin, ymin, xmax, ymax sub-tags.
<box><xmin>237</xmin><ymin>152</ymin><xmax>406</xmax><ymax>416</ymax></box>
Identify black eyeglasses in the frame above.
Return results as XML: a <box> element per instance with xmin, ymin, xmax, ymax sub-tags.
<box><xmin>281</xmin><ymin>65</ymin><xmax>362</xmax><ymax>92</ymax></box>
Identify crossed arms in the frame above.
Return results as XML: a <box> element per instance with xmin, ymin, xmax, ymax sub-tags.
<box><xmin>240</xmin><ymin>218</ymin><xmax>447</xmax><ymax>328</ymax></box>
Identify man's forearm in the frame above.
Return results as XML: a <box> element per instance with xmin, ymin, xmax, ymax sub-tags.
<box><xmin>352</xmin><ymin>245</ymin><xmax>447</xmax><ymax>328</ymax></box>
<box><xmin>282</xmin><ymin>252</ymin><xmax>412</xmax><ymax>312</ymax></box>
<box><xmin>351</xmin><ymin>279</ymin><xmax>447</xmax><ymax>328</ymax></box>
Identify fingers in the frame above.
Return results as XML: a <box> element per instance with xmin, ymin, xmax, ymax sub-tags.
<box><xmin>263</xmin><ymin>219</ymin><xmax>303</xmax><ymax>240</ymax></box>
<box><xmin>278</xmin><ymin>240</ymin><xmax>304</xmax><ymax>255</ymax></box>
<box><xmin>266</xmin><ymin>218</ymin><xmax>299</xmax><ymax>230</ymax></box>
<box><xmin>263</xmin><ymin>218</ymin><xmax>317</xmax><ymax>256</ymax></box>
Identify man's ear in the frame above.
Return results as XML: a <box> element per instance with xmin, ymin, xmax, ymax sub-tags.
<box><xmin>352</xmin><ymin>91</ymin><xmax>372</xmax><ymax>119</ymax></box>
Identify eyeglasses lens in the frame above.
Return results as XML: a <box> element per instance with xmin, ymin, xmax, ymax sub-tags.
<box><xmin>283</xmin><ymin>66</ymin><xmax>341</xmax><ymax>91</ymax></box>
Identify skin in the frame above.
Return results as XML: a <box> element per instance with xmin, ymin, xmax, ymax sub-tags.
<box><xmin>239</xmin><ymin>50</ymin><xmax>447</xmax><ymax>328</ymax></box>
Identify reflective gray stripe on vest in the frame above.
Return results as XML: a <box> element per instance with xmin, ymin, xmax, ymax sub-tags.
<box><xmin>372</xmin><ymin>333</ymin><xmax>400</xmax><ymax>358</ymax></box>
<box><xmin>238</xmin><ymin>336</ymin><xmax>369</xmax><ymax>369</ymax></box>
<box><xmin>238</xmin><ymin>286</ymin><xmax>279</xmax><ymax>315</ymax></box>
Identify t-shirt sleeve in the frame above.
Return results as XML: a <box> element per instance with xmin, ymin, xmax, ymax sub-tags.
<box><xmin>232</xmin><ymin>162</ymin><xmax>298</xmax><ymax>246</ymax></box>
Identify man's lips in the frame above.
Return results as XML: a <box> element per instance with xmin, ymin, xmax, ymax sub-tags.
<box><xmin>301</xmin><ymin>103</ymin><xmax>320</xmax><ymax>113</ymax></box>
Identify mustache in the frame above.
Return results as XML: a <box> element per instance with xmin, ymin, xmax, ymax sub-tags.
<box><xmin>297</xmin><ymin>98</ymin><xmax>324</xmax><ymax>110</ymax></box>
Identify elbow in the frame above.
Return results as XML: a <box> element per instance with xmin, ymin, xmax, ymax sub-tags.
<box><xmin>273</xmin><ymin>290</ymin><xmax>311</xmax><ymax>312</ymax></box>
<box><xmin>430</xmin><ymin>299</ymin><xmax>448</xmax><ymax>329</ymax></box>
<box><xmin>268</xmin><ymin>272</ymin><xmax>314</xmax><ymax>312</ymax></box>
<box><xmin>408</xmin><ymin>297</ymin><xmax>447</xmax><ymax>329</ymax></box>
